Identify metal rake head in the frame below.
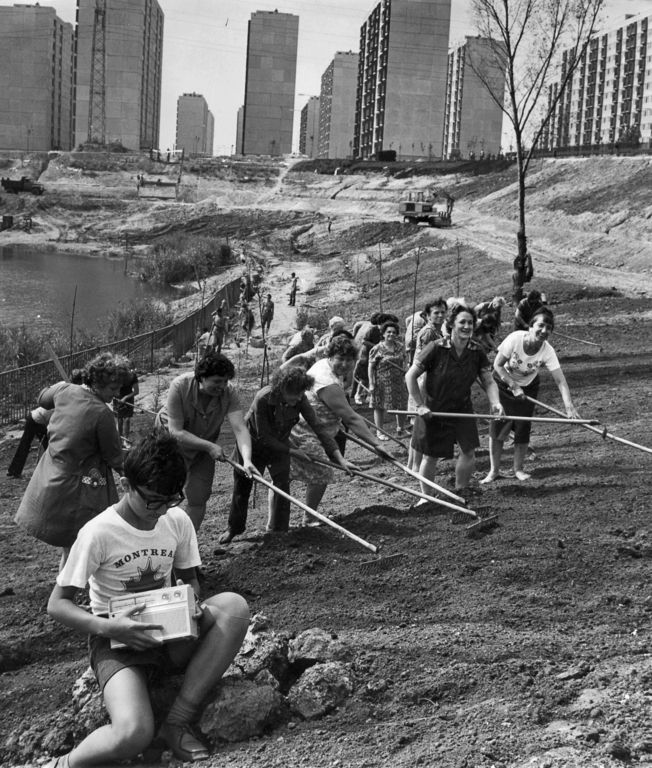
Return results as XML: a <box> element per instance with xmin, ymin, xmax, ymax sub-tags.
<box><xmin>465</xmin><ymin>507</ymin><xmax>499</xmax><ymax>537</ymax></box>
<box><xmin>359</xmin><ymin>552</ymin><xmax>406</xmax><ymax>574</ymax></box>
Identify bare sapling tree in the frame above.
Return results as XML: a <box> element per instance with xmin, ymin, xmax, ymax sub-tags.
<box><xmin>468</xmin><ymin>0</ymin><xmax>604</xmax><ymax>300</ymax></box>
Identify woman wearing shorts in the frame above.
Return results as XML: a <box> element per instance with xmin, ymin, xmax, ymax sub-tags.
<box><xmin>482</xmin><ymin>307</ymin><xmax>579</xmax><ymax>482</ymax></box>
<box><xmin>405</xmin><ymin>303</ymin><xmax>504</xmax><ymax>503</ymax></box>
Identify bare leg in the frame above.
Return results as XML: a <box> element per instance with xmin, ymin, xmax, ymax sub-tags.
<box><xmin>454</xmin><ymin>448</ymin><xmax>475</xmax><ymax>490</ymax></box>
<box><xmin>123</xmin><ymin>417</ymin><xmax>131</xmax><ymax>439</ymax></box>
<box><xmin>481</xmin><ymin>437</ymin><xmax>504</xmax><ymax>483</ymax></box>
<box><xmin>418</xmin><ymin>455</ymin><xmax>439</xmax><ymax>497</ymax></box>
<box><xmin>374</xmin><ymin>408</ymin><xmax>388</xmax><ymax>439</ymax></box>
<box><xmin>513</xmin><ymin>443</ymin><xmax>531</xmax><ymax>480</ymax></box>
<box><xmin>304</xmin><ymin>483</ymin><xmax>327</xmax><ymax>525</ymax></box>
<box><xmin>396</xmin><ymin>413</ymin><xmax>406</xmax><ymax>430</ymax></box>
<box><xmin>172</xmin><ymin>593</ymin><xmax>250</xmax><ymax>704</ymax></box>
<box><xmin>66</xmin><ymin>667</ymin><xmax>154</xmax><ymax>767</ymax></box>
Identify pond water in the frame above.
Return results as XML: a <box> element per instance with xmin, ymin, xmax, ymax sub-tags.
<box><xmin>0</xmin><ymin>246</ymin><xmax>174</xmax><ymax>332</ymax></box>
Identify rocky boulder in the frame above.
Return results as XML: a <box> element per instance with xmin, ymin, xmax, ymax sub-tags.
<box><xmin>288</xmin><ymin>662</ymin><xmax>355</xmax><ymax>720</ymax></box>
<box><xmin>200</xmin><ymin>678</ymin><xmax>287</xmax><ymax>742</ymax></box>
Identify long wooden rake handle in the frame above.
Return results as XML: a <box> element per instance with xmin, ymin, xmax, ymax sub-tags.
<box><xmin>525</xmin><ymin>395</ymin><xmax>652</xmax><ymax>456</ymax></box>
<box><xmin>223</xmin><ymin>456</ymin><xmax>378</xmax><ymax>553</ymax></box>
<box><xmin>343</xmin><ymin>430</ymin><xmax>465</xmax><ymax>504</ymax></box>
<box><xmin>357</xmin><ymin>413</ymin><xmax>408</xmax><ymax>450</ymax></box>
<box><xmin>553</xmin><ymin>330</ymin><xmax>601</xmax><ymax>347</ymax></box>
<box><xmin>305</xmin><ymin>454</ymin><xmax>477</xmax><ymax>517</ymax></box>
<box><xmin>388</xmin><ymin>410</ymin><xmax>599</xmax><ymax>425</ymax></box>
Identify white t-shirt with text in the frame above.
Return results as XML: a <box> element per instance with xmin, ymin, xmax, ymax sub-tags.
<box><xmin>57</xmin><ymin>506</ymin><xmax>201</xmax><ymax>615</ymax></box>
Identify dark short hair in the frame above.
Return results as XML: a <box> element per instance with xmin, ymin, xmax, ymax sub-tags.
<box><xmin>526</xmin><ymin>289</ymin><xmax>542</xmax><ymax>302</ymax></box>
<box><xmin>444</xmin><ymin>303</ymin><xmax>476</xmax><ymax>334</ymax></box>
<box><xmin>424</xmin><ymin>298</ymin><xmax>447</xmax><ymax>316</ymax></box>
<box><xmin>271</xmin><ymin>366</ymin><xmax>314</xmax><ymax>396</ymax></box>
<box><xmin>195</xmin><ymin>352</ymin><xmax>235</xmax><ymax>381</ymax></box>
<box><xmin>332</xmin><ymin>329</ymin><xmax>354</xmax><ymax>340</ymax></box>
<box><xmin>380</xmin><ymin>320</ymin><xmax>399</xmax><ymax>335</ymax></box>
<box><xmin>124</xmin><ymin>429</ymin><xmax>186</xmax><ymax>496</ymax></box>
<box><xmin>369</xmin><ymin>312</ymin><xmax>382</xmax><ymax>324</ymax></box>
<box><xmin>82</xmin><ymin>353</ymin><xmax>132</xmax><ymax>388</ymax></box>
<box><xmin>530</xmin><ymin>306</ymin><xmax>555</xmax><ymax>331</ymax></box>
<box><xmin>325</xmin><ymin>335</ymin><xmax>359</xmax><ymax>360</ymax></box>
<box><xmin>384</xmin><ymin>313</ymin><xmax>399</xmax><ymax>324</ymax></box>
<box><xmin>70</xmin><ymin>368</ymin><xmax>83</xmax><ymax>385</ymax></box>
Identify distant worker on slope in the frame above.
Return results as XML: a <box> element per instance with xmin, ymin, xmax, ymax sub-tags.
<box><xmin>288</xmin><ymin>272</ymin><xmax>299</xmax><ymax>306</ymax></box>
<box><xmin>260</xmin><ymin>293</ymin><xmax>275</xmax><ymax>334</ymax></box>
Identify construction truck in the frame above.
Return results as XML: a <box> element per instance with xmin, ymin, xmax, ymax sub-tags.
<box><xmin>1</xmin><ymin>177</ymin><xmax>45</xmax><ymax>196</ymax></box>
<box><xmin>399</xmin><ymin>187</ymin><xmax>454</xmax><ymax>227</ymax></box>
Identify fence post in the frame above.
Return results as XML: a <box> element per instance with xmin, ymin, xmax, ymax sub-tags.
<box><xmin>150</xmin><ymin>331</ymin><xmax>155</xmax><ymax>372</ymax></box>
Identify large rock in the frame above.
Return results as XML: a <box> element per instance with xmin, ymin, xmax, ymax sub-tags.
<box><xmin>288</xmin><ymin>662</ymin><xmax>355</xmax><ymax>720</ymax></box>
<box><xmin>288</xmin><ymin>628</ymin><xmax>353</xmax><ymax>667</ymax></box>
<box><xmin>200</xmin><ymin>678</ymin><xmax>287</xmax><ymax>742</ymax></box>
<box><xmin>232</xmin><ymin>628</ymin><xmax>289</xmax><ymax>686</ymax></box>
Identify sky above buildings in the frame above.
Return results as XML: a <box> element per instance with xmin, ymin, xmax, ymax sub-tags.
<box><xmin>2</xmin><ymin>0</ymin><xmax>651</xmax><ymax>154</ymax></box>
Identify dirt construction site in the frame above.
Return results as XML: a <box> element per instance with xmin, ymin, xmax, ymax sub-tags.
<box><xmin>2</xmin><ymin>153</ymin><xmax>652</xmax><ymax>767</ymax></box>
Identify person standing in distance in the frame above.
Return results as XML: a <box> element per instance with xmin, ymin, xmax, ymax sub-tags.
<box><xmin>288</xmin><ymin>273</ymin><xmax>299</xmax><ymax>306</ymax></box>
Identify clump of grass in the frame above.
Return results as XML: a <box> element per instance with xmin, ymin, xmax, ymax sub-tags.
<box><xmin>106</xmin><ymin>298</ymin><xmax>174</xmax><ymax>340</ymax></box>
<box><xmin>141</xmin><ymin>234</ymin><xmax>233</xmax><ymax>284</ymax></box>
<box><xmin>0</xmin><ymin>323</ymin><xmax>102</xmax><ymax>372</ymax></box>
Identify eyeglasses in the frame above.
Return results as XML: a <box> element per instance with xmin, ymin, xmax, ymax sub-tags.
<box><xmin>134</xmin><ymin>486</ymin><xmax>185</xmax><ymax>510</ymax></box>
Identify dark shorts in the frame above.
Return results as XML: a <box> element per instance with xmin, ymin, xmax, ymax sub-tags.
<box><xmin>411</xmin><ymin>411</ymin><xmax>479</xmax><ymax>460</ymax></box>
<box><xmin>489</xmin><ymin>375</ymin><xmax>540</xmax><ymax>444</ymax></box>
<box><xmin>89</xmin><ymin>634</ymin><xmax>187</xmax><ymax>692</ymax></box>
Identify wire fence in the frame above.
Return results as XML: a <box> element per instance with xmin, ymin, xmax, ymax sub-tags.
<box><xmin>0</xmin><ymin>277</ymin><xmax>242</xmax><ymax>429</ymax></box>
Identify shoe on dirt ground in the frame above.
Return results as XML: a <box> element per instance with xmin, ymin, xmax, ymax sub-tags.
<box><xmin>159</xmin><ymin>722</ymin><xmax>210</xmax><ymax>762</ymax></box>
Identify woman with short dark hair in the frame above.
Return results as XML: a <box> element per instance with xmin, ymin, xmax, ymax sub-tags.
<box><xmin>156</xmin><ymin>352</ymin><xmax>255</xmax><ymax>531</ymax></box>
<box><xmin>219</xmin><ymin>365</ymin><xmax>352</xmax><ymax>543</ymax></box>
<box><xmin>482</xmin><ymin>307</ymin><xmax>579</xmax><ymax>483</ymax></box>
<box><xmin>406</xmin><ymin>304</ymin><xmax>504</xmax><ymax>503</ymax></box>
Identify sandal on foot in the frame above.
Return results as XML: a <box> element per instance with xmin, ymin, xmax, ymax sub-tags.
<box><xmin>159</xmin><ymin>722</ymin><xmax>210</xmax><ymax>763</ymax></box>
<box><xmin>376</xmin><ymin>432</ymin><xmax>390</xmax><ymax>441</ymax></box>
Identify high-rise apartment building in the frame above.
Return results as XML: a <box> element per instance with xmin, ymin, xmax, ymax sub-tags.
<box><xmin>299</xmin><ymin>97</ymin><xmax>320</xmax><ymax>158</ymax></box>
<box><xmin>242</xmin><ymin>10</ymin><xmax>299</xmax><ymax>156</ymax></box>
<box><xmin>176</xmin><ymin>93</ymin><xmax>214</xmax><ymax>156</ymax></box>
<box><xmin>354</xmin><ymin>0</ymin><xmax>452</xmax><ymax>160</ymax></box>
<box><xmin>546</xmin><ymin>11</ymin><xmax>652</xmax><ymax>149</ymax></box>
<box><xmin>74</xmin><ymin>0</ymin><xmax>164</xmax><ymax>150</ymax></box>
<box><xmin>318</xmin><ymin>52</ymin><xmax>358</xmax><ymax>159</ymax></box>
<box><xmin>0</xmin><ymin>4</ymin><xmax>74</xmax><ymax>151</ymax></box>
<box><xmin>442</xmin><ymin>37</ymin><xmax>506</xmax><ymax>159</ymax></box>
<box><xmin>235</xmin><ymin>106</ymin><xmax>244</xmax><ymax>154</ymax></box>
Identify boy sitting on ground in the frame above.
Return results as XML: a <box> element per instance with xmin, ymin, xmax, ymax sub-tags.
<box><xmin>47</xmin><ymin>430</ymin><xmax>250</xmax><ymax>766</ymax></box>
